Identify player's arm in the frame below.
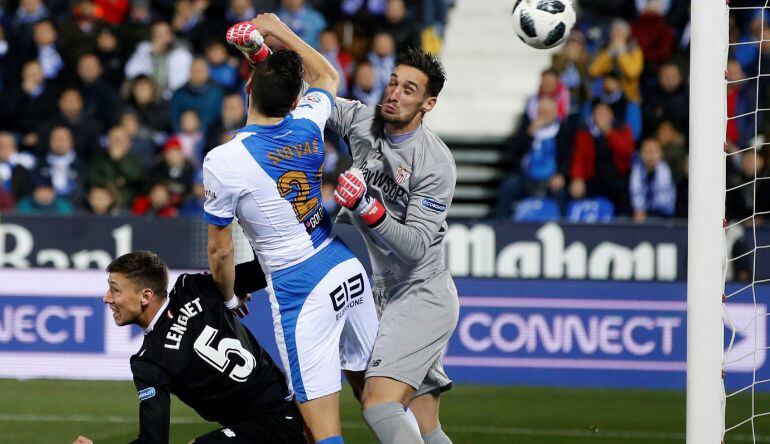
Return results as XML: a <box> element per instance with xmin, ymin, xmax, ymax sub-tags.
<box><xmin>207</xmin><ymin>223</ymin><xmax>236</xmax><ymax>306</ymax></box>
<box><xmin>250</xmin><ymin>14</ymin><xmax>338</xmax><ymax>96</ymax></box>
<box><xmin>202</xmin><ymin>156</ymin><xmax>241</xmax><ymax>309</ymax></box>
<box><xmin>335</xmin><ymin>162</ymin><xmax>456</xmax><ymax>263</ymax></box>
<box><xmin>130</xmin><ymin>359</ymin><xmax>172</xmax><ymax>444</ymax></box>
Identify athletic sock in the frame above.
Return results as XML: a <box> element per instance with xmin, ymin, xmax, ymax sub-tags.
<box><xmin>362</xmin><ymin>402</ymin><xmax>423</xmax><ymax>444</ymax></box>
<box><xmin>421</xmin><ymin>423</ymin><xmax>452</xmax><ymax>444</ymax></box>
<box><xmin>316</xmin><ymin>436</ymin><xmax>344</xmax><ymax>444</ymax></box>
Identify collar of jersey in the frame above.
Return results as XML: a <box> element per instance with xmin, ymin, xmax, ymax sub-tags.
<box><xmin>237</xmin><ymin>115</ymin><xmax>293</xmax><ymax>133</ymax></box>
<box><xmin>144</xmin><ymin>296</ymin><xmax>171</xmax><ymax>335</ymax></box>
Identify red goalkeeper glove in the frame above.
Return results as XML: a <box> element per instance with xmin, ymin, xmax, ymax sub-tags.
<box><xmin>334</xmin><ymin>168</ymin><xmax>386</xmax><ymax>227</ymax></box>
<box><xmin>225</xmin><ymin>21</ymin><xmax>271</xmax><ymax>66</ymax></box>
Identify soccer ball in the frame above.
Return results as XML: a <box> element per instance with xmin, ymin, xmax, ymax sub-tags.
<box><xmin>512</xmin><ymin>0</ymin><xmax>576</xmax><ymax>49</ymax></box>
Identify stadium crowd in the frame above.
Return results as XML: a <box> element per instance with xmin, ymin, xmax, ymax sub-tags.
<box><xmin>496</xmin><ymin>0</ymin><xmax>770</xmax><ymax>224</ymax></box>
<box><xmin>0</xmin><ymin>0</ymin><xmax>450</xmax><ymax>217</ymax></box>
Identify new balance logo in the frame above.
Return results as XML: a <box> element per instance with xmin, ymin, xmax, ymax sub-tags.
<box><xmin>329</xmin><ymin>273</ymin><xmax>365</xmax><ymax>312</ymax></box>
<box><xmin>370</xmin><ymin>359</ymin><xmax>381</xmax><ymax>367</ymax></box>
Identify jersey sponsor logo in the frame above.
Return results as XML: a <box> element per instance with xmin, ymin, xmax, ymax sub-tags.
<box><xmin>305</xmin><ymin>93</ymin><xmax>322</xmax><ymax>103</ymax></box>
<box><xmin>395</xmin><ymin>165</ymin><xmax>412</xmax><ymax>184</ymax></box>
<box><xmin>360</xmin><ymin>162</ymin><xmax>407</xmax><ymax>202</ymax></box>
<box><xmin>164</xmin><ymin>297</ymin><xmax>203</xmax><ymax>350</ymax></box>
<box><xmin>330</xmin><ymin>273</ymin><xmax>366</xmax><ymax>321</ymax></box>
<box><xmin>138</xmin><ymin>387</ymin><xmax>156</xmax><ymax>401</ymax></box>
<box><xmin>205</xmin><ymin>189</ymin><xmax>217</xmax><ymax>200</ymax></box>
<box><xmin>422</xmin><ymin>198</ymin><xmax>447</xmax><ymax>213</ymax></box>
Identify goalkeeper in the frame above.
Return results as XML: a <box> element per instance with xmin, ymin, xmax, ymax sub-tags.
<box><xmin>329</xmin><ymin>50</ymin><xmax>458</xmax><ymax>444</ymax></box>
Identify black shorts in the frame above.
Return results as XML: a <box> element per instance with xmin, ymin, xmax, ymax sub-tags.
<box><xmin>192</xmin><ymin>403</ymin><xmax>305</xmax><ymax>444</ymax></box>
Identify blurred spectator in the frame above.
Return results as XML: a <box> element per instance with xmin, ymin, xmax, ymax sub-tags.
<box><xmin>630</xmin><ymin>0</ymin><xmax>676</xmax><ymax>75</ymax></box>
<box><xmin>0</xmin><ymin>26</ymin><xmax>11</xmax><ymax>92</ymax></box>
<box><xmin>76</xmin><ymin>53</ymin><xmax>122</xmax><ymax>129</ymax></box>
<box><xmin>525</xmin><ymin>69</ymin><xmax>570</xmax><ymax>123</ymax></box>
<box><xmin>175</xmin><ymin>109</ymin><xmax>206</xmax><ymax>166</ymax></box>
<box><xmin>123</xmin><ymin>0</ymin><xmax>154</xmax><ymax>48</ymax></box>
<box><xmin>10</xmin><ymin>0</ymin><xmax>49</xmax><ymax>47</ymax></box>
<box><xmin>642</xmin><ymin>61</ymin><xmax>688</xmax><ymax>139</ymax></box>
<box><xmin>734</xmin><ymin>11</ymin><xmax>765</xmax><ymax>76</ymax></box>
<box><xmin>368</xmin><ymin>32</ymin><xmax>396</xmax><ymax>91</ymax></box>
<box><xmin>496</xmin><ymin>98</ymin><xmax>570</xmax><ymax>219</ymax></box>
<box><xmin>630</xmin><ymin>138</ymin><xmax>676</xmax><ymax>222</ymax></box>
<box><xmin>204</xmin><ymin>40</ymin><xmax>239</xmax><ymax>93</ymax></box>
<box><xmin>88</xmin><ymin>126</ymin><xmax>146</xmax><ymax>208</ymax></box>
<box><xmin>85</xmin><ymin>185</ymin><xmax>121</xmax><ymax>215</ymax></box>
<box><xmin>132</xmin><ymin>182</ymin><xmax>179</xmax><ymax>217</ymax></box>
<box><xmin>0</xmin><ymin>132</ymin><xmax>34</xmax><ymax>210</ymax></box>
<box><xmin>16</xmin><ymin>173</ymin><xmax>74</xmax><ymax>215</ymax></box>
<box><xmin>588</xmin><ymin>19</ymin><xmax>644</xmax><ymax>102</ymax></box>
<box><xmin>655</xmin><ymin>120</ymin><xmax>687</xmax><ymax>185</ymax></box>
<box><xmin>125</xmin><ymin>20</ymin><xmax>193</xmax><ymax>99</ymax></box>
<box><xmin>278</xmin><ymin>0</ymin><xmax>327</xmax><ymax>49</ymax></box>
<box><xmin>675</xmin><ymin>154</ymin><xmax>688</xmax><ymax>218</ymax></box>
<box><xmin>569</xmin><ymin>102</ymin><xmax>634</xmax><ymax>214</ymax></box>
<box><xmin>171</xmin><ymin>0</ymin><xmax>214</xmax><ymax>52</ymax></box>
<box><xmin>127</xmin><ymin>75</ymin><xmax>171</xmax><ymax>133</ymax></box>
<box><xmin>170</xmin><ymin>57</ymin><xmax>224</xmax><ymax>132</ymax></box>
<box><xmin>351</xmin><ymin>61</ymin><xmax>382</xmax><ymax>107</ymax></box>
<box><xmin>585</xmin><ymin>73</ymin><xmax>642</xmax><ymax>142</ymax></box>
<box><xmin>37</xmin><ymin>126</ymin><xmax>86</xmax><ymax>204</ymax></box>
<box><xmin>0</xmin><ymin>60</ymin><xmax>57</xmax><ymax>147</ymax></box>
<box><xmin>726</xmin><ymin>148</ymin><xmax>770</xmax><ymax>222</ymax></box>
<box><xmin>152</xmin><ymin>137</ymin><xmax>195</xmax><ymax>206</ymax></box>
<box><xmin>206</xmin><ymin>93</ymin><xmax>246</xmax><ymax>149</ymax></box>
<box><xmin>226</xmin><ymin>0</ymin><xmax>257</xmax><ymax>24</ymax></box>
<box><xmin>39</xmin><ymin>88</ymin><xmax>102</xmax><ymax>162</ymax></box>
<box><xmin>60</xmin><ymin>0</ymin><xmax>105</xmax><ymax>66</ymax></box>
<box><xmin>96</xmin><ymin>0</ymin><xmax>131</xmax><ymax>25</ymax></box>
<box><xmin>95</xmin><ymin>26</ymin><xmax>128</xmax><ymax>90</ymax></box>
<box><xmin>179</xmin><ymin>170</ymin><xmax>205</xmax><ymax>216</ymax></box>
<box><xmin>31</xmin><ymin>20</ymin><xmax>64</xmax><ymax>81</ymax></box>
<box><xmin>119</xmin><ymin>110</ymin><xmax>158</xmax><ymax>167</ymax></box>
<box><xmin>726</xmin><ymin>59</ymin><xmax>755</xmax><ymax>149</ymax></box>
<box><xmin>551</xmin><ymin>30</ymin><xmax>591</xmax><ymax>119</ymax></box>
<box><xmin>379</xmin><ymin>0</ymin><xmax>421</xmax><ymax>53</ymax></box>
<box><xmin>319</xmin><ymin>29</ymin><xmax>352</xmax><ymax>97</ymax></box>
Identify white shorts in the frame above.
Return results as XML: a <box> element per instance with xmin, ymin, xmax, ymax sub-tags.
<box><xmin>266</xmin><ymin>238</ymin><xmax>378</xmax><ymax>403</ymax></box>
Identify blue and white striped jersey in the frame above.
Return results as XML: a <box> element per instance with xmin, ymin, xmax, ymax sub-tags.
<box><xmin>203</xmin><ymin>88</ymin><xmax>335</xmax><ymax>274</ymax></box>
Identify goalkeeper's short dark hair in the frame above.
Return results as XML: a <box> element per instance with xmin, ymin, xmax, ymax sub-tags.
<box><xmin>250</xmin><ymin>49</ymin><xmax>304</xmax><ymax>118</ymax></box>
<box><xmin>107</xmin><ymin>251</ymin><xmax>169</xmax><ymax>299</ymax></box>
<box><xmin>396</xmin><ymin>48</ymin><xmax>447</xmax><ymax>98</ymax></box>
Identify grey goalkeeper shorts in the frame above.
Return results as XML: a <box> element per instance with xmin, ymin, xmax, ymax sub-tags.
<box><xmin>366</xmin><ymin>270</ymin><xmax>460</xmax><ymax>398</ymax></box>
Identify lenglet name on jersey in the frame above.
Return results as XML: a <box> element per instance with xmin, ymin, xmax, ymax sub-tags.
<box><xmin>267</xmin><ymin>139</ymin><xmax>319</xmax><ymax>165</ymax></box>
<box><xmin>164</xmin><ymin>298</ymin><xmax>203</xmax><ymax>350</ymax></box>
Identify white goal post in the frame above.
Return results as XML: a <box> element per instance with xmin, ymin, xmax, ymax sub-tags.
<box><xmin>687</xmin><ymin>0</ymin><xmax>728</xmax><ymax>443</ymax></box>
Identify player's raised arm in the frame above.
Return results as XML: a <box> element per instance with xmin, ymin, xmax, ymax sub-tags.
<box><xmin>243</xmin><ymin>14</ymin><xmax>338</xmax><ymax>97</ymax></box>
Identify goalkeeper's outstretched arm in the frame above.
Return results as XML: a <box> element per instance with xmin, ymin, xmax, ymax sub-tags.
<box><xmin>230</xmin><ymin>14</ymin><xmax>339</xmax><ymax>97</ymax></box>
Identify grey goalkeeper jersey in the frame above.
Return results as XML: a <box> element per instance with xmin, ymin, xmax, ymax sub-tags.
<box><xmin>328</xmin><ymin>98</ymin><xmax>457</xmax><ymax>280</ymax></box>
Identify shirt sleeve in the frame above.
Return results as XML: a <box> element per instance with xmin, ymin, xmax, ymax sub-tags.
<box><xmin>202</xmin><ymin>155</ymin><xmax>242</xmax><ymax>227</ymax></box>
<box><xmin>368</xmin><ymin>161</ymin><xmax>456</xmax><ymax>263</ymax></box>
<box><xmin>131</xmin><ymin>359</ymin><xmax>172</xmax><ymax>444</ymax></box>
<box><xmin>291</xmin><ymin>87</ymin><xmax>335</xmax><ymax>134</ymax></box>
<box><xmin>326</xmin><ymin>97</ymin><xmax>367</xmax><ymax>141</ymax></box>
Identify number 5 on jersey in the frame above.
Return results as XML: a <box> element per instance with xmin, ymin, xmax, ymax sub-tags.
<box><xmin>194</xmin><ymin>325</ymin><xmax>256</xmax><ymax>382</ymax></box>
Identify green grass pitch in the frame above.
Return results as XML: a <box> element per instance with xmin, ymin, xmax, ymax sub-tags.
<box><xmin>1</xmin><ymin>379</ymin><xmax>769</xmax><ymax>443</ymax></box>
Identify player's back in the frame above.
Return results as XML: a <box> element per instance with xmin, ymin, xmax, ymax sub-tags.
<box><xmin>131</xmin><ymin>273</ymin><xmax>289</xmax><ymax>424</ymax></box>
<box><xmin>204</xmin><ymin>88</ymin><xmax>336</xmax><ymax>274</ymax></box>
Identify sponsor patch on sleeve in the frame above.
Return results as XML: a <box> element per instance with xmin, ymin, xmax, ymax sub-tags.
<box><xmin>138</xmin><ymin>387</ymin><xmax>156</xmax><ymax>402</ymax></box>
<box><xmin>421</xmin><ymin>198</ymin><xmax>447</xmax><ymax>213</ymax></box>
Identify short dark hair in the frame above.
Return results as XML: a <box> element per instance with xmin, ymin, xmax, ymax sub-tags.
<box><xmin>250</xmin><ymin>50</ymin><xmax>304</xmax><ymax>117</ymax></box>
<box><xmin>396</xmin><ymin>48</ymin><xmax>446</xmax><ymax>98</ymax></box>
<box><xmin>107</xmin><ymin>252</ymin><xmax>169</xmax><ymax>299</ymax></box>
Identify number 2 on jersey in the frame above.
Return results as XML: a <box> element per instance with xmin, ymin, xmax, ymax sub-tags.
<box><xmin>193</xmin><ymin>325</ymin><xmax>256</xmax><ymax>382</ymax></box>
<box><xmin>277</xmin><ymin>169</ymin><xmax>322</xmax><ymax>221</ymax></box>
